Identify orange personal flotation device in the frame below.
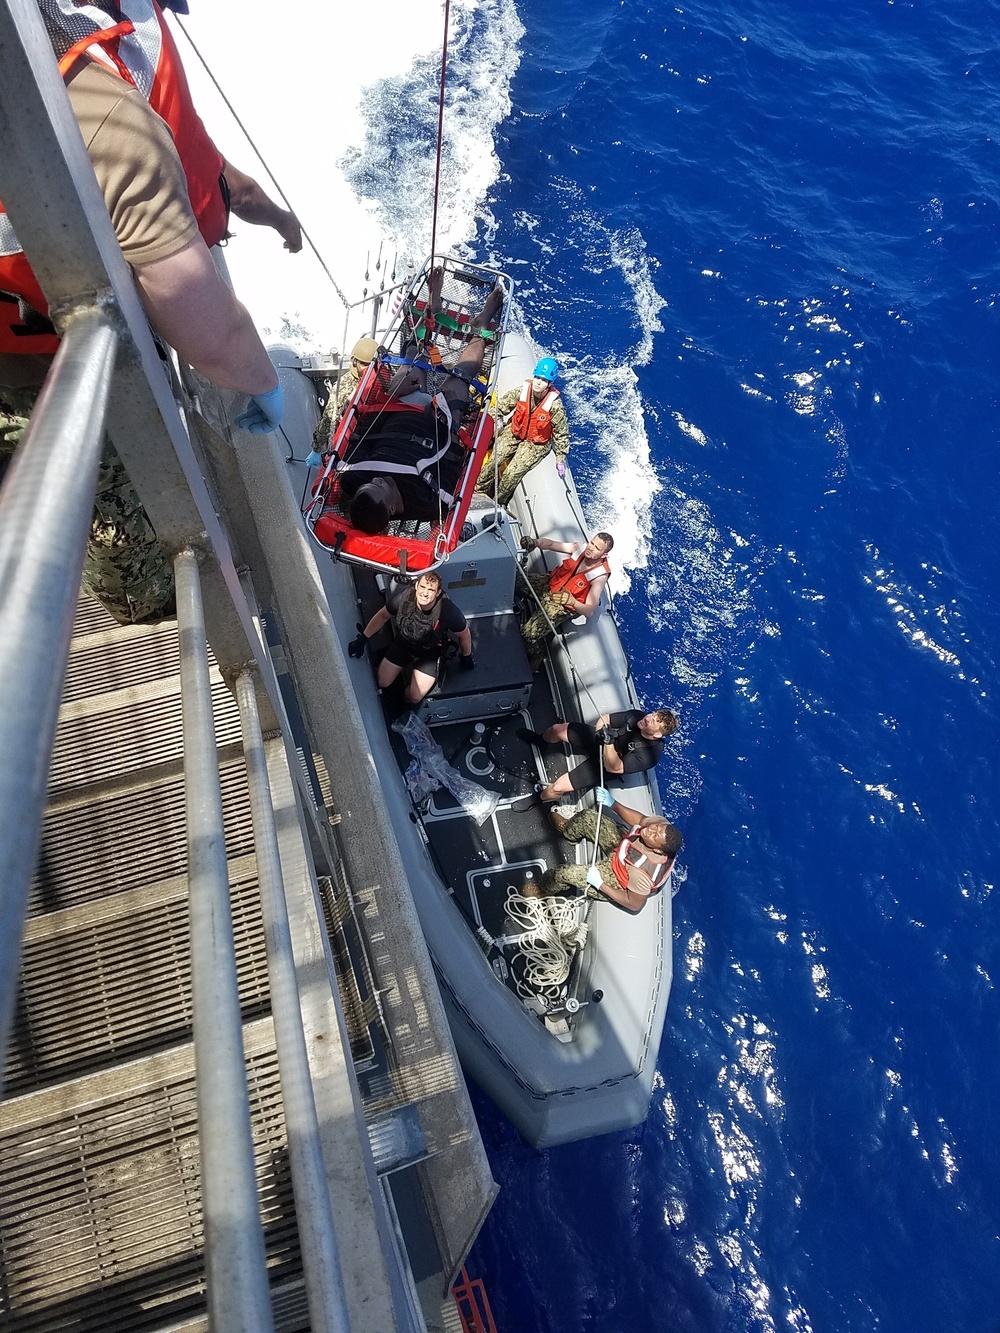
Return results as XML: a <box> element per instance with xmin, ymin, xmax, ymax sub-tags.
<box><xmin>610</xmin><ymin>825</ymin><xmax>672</xmax><ymax>897</ymax></box>
<box><xmin>548</xmin><ymin>551</ymin><xmax>610</xmax><ymax>603</ymax></box>
<box><xmin>0</xmin><ymin>2</ymin><xmax>226</xmax><ymax>356</ymax></box>
<box><xmin>509</xmin><ymin>379</ymin><xmax>560</xmax><ymax>444</ymax></box>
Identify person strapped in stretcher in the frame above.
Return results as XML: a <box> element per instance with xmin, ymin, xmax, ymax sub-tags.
<box><xmin>338</xmin><ymin>271</ymin><xmax>504</xmax><ymax>535</ymax></box>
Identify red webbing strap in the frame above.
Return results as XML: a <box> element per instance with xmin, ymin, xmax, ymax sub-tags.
<box><xmin>57</xmin><ymin>20</ymin><xmax>136</xmax><ymax>81</ymax></box>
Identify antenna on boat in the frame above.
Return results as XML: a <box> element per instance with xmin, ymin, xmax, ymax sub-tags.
<box><xmin>428</xmin><ymin>0</ymin><xmax>452</xmax><ymax>275</ymax></box>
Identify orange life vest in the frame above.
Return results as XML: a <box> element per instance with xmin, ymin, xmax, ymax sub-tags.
<box><xmin>0</xmin><ymin>1</ymin><xmax>226</xmax><ymax>356</ymax></box>
<box><xmin>509</xmin><ymin>379</ymin><xmax>560</xmax><ymax>444</ymax></box>
<box><xmin>548</xmin><ymin>551</ymin><xmax>610</xmax><ymax>603</ymax></box>
<box><xmin>610</xmin><ymin>824</ymin><xmax>673</xmax><ymax>896</ymax></box>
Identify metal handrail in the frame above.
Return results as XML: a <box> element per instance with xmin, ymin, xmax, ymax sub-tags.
<box><xmin>0</xmin><ymin>310</ymin><xmax>117</xmax><ymax>1077</ymax></box>
<box><xmin>236</xmin><ymin>671</ymin><xmax>351</xmax><ymax>1333</ymax></box>
<box><xmin>176</xmin><ymin>550</ymin><xmax>275</xmax><ymax>1333</ymax></box>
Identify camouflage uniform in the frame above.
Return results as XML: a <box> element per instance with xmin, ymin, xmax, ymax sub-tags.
<box><xmin>480</xmin><ymin>383</ymin><xmax>570</xmax><ymax>506</ymax></box>
<box><xmin>518</xmin><ymin>570</ymin><xmax>577</xmax><ymax>664</ymax></box>
<box><xmin>540</xmin><ymin>808</ymin><xmax>620</xmax><ymax>897</ymax></box>
<box><xmin>0</xmin><ymin>399</ymin><xmax>30</xmax><ymax>479</ymax></box>
<box><xmin>311</xmin><ymin>368</ymin><xmax>360</xmax><ymax>452</ymax></box>
<box><xmin>84</xmin><ymin>436</ymin><xmax>175</xmax><ymax>624</ymax></box>
<box><xmin>1</xmin><ymin>384</ymin><xmax>174</xmax><ymax>625</ymax></box>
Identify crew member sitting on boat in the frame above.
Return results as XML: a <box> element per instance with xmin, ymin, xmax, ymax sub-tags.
<box><xmin>338</xmin><ymin>278</ymin><xmax>504</xmax><ymax>535</ymax></box>
<box><xmin>521</xmin><ymin>707</ymin><xmax>679</xmax><ymax>804</ymax></box>
<box><xmin>477</xmin><ymin>356</ymin><xmax>569</xmax><ymax>507</ymax></box>
<box><xmin>347</xmin><ymin>570</ymin><xmax>474</xmax><ymax>704</ymax></box>
<box><xmin>518</xmin><ymin>532</ymin><xmax>613</xmax><ymax>670</ymax></box>
<box><xmin>535</xmin><ymin>791</ymin><xmax>682</xmax><ymax>914</ymax></box>
<box><xmin>310</xmin><ymin>336</ymin><xmax>378</xmax><ymax>458</ymax></box>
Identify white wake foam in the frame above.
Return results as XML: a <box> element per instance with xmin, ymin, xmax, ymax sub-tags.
<box><xmin>178</xmin><ymin>0</ymin><xmax>522</xmax><ymax>353</ymax></box>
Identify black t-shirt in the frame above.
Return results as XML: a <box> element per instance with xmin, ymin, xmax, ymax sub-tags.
<box><xmin>607</xmin><ymin>709</ymin><xmax>662</xmax><ymax>774</ymax></box>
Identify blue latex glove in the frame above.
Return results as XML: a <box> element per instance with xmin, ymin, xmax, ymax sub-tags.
<box><xmin>556</xmin><ymin>460</ymin><xmax>566</xmax><ymax>479</ymax></box>
<box><xmin>305</xmin><ymin>450</ymin><xmax>323</xmax><ymax>468</ymax></box>
<box><xmin>594</xmin><ymin>786</ymin><xmax>614</xmax><ymax>808</ymax></box>
<box><xmin>586</xmin><ymin>867</ymin><xmax>604</xmax><ymax>890</ymax></box>
<box><xmin>235</xmin><ymin>381</ymin><xmax>284</xmax><ymax>434</ymax></box>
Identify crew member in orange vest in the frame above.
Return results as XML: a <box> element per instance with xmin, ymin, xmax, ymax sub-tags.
<box><xmin>517</xmin><ymin>530</ymin><xmax>612</xmax><ymax>670</ymax></box>
<box><xmin>479</xmin><ymin>355</ymin><xmax>570</xmax><ymax>506</ymax></box>
<box><xmin>534</xmin><ymin>791</ymin><xmax>682</xmax><ymax>914</ymax></box>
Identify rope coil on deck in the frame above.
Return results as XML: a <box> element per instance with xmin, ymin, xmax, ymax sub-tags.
<box><xmin>504</xmin><ymin>890</ymin><xmax>589</xmax><ymax>1004</ymax></box>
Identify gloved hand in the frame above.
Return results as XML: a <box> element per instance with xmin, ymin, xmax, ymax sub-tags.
<box><xmin>594</xmin><ymin>786</ymin><xmax>614</xmax><ymax>808</ymax></box>
<box><xmin>519</xmin><ymin>535</ymin><xmax>537</xmax><ymax>551</ymax></box>
<box><xmin>596</xmin><ymin>725</ymin><xmax>613</xmax><ymax>745</ymax></box>
<box><xmin>305</xmin><ymin>449</ymin><xmax>323</xmax><ymax>468</ymax></box>
<box><xmin>460</xmin><ymin>653</ymin><xmax>476</xmax><ymax>671</ymax></box>
<box><xmin>347</xmin><ymin>624</ymin><xmax>367</xmax><ymax>658</ymax></box>
<box><xmin>556</xmin><ymin>460</ymin><xmax>566</xmax><ymax>479</ymax></box>
<box><xmin>235</xmin><ymin>381</ymin><xmax>284</xmax><ymax>435</ymax></box>
<box><xmin>586</xmin><ymin>867</ymin><xmax>604</xmax><ymax>891</ymax></box>
<box><xmin>554</xmin><ymin>589</ymin><xmax>575</xmax><ymax>609</ymax></box>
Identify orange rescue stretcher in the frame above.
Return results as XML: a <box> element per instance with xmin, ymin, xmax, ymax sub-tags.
<box><xmin>303</xmin><ymin>260</ymin><xmax>510</xmax><ymax>577</ymax></box>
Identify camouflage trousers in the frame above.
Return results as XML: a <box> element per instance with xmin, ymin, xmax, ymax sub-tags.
<box><xmin>541</xmin><ymin>808</ymin><xmax>620</xmax><ymax>897</ymax></box>
<box><xmin>1</xmin><ymin>385</ymin><xmax>174</xmax><ymax>625</ymax></box>
<box><xmin>478</xmin><ymin>428</ymin><xmax>550</xmax><ymax>507</ymax></box>
<box><xmin>519</xmin><ymin>571</ymin><xmax>574</xmax><ymax>661</ymax></box>
<box><xmin>311</xmin><ymin>371</ymin><xmax>357</xmax><ymax>452</ymax></box>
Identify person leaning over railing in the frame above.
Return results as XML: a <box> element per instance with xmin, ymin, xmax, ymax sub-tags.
<box><xmin>0</xmin><ymin>1</ymin><xmax>297</xmax><ymax>621</ymax></box>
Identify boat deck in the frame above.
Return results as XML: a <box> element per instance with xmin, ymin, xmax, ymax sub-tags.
<box><xmin>354</xmin><ymin>560</ymin><xmax>599</xmax><ymax>1015</ymax></box>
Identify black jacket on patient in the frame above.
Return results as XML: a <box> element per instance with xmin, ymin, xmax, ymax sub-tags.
<box><xmin>340</xmin><ymin>399</ymin><xmax>468</xmax><ymax>532</ymax></box>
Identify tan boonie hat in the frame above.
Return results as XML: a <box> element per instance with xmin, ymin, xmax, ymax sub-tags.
<box><xmin>351</xmin><ymin>336</ymin><xmax>378</xmax><ymax>364</ymax></box>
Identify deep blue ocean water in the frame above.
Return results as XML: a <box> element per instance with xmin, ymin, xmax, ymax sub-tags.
<box><xmin>442</xmin><ymin>1</ymin><xmax>1000</xmax><ymax>1329</ymax></box>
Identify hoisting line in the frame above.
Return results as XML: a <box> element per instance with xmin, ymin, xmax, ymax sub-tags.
<box><xmin>171</xmin><ymin>14</ymin><xmax>351</xmax><ymax>311</ymax></box>
<box><xmin>428</xmin><ymin>0</ymin><xmax>452</xmax><ymax>274</ymax></box>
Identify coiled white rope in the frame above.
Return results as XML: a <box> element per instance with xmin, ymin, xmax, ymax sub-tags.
<box><xmin>505</xmin><ymin>889</ymin><xmax>589</xmax><ymax>1004</ymax></box>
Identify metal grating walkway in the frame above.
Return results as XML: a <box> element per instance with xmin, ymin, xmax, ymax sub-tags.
<box><xmin>0</xmin><ymin>597</ymin><xmax>306</xmax><ymax>1332</ymax></box>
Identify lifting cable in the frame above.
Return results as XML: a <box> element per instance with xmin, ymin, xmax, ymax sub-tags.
<box><xmin>171</xmin><ymin>15</ymin><xmax>352</xmax><ymax>311</ymax></box>
<box><xmin>428</xmin><ymin>0</ymin><xmax>452</xmax><ymax>278</ymax></box>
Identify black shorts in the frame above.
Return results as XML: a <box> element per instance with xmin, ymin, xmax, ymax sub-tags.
<box><xmin>383</xmin><ymin>636</ymin><xmax>442</xmax><ymax>678</ymax></box>
<box><xmin>562</xmin><ymin>722</ymin><xmax>602</xmax><ymax>792</ymax></box>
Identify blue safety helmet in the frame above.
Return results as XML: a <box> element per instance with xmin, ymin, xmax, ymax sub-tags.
<box><xmin>533</xmin><ymin>356</ymin><xmax>559</xmax><ymax>382</ymax></box>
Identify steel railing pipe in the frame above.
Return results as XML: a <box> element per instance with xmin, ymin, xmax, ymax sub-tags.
<box><xmin>236</xmin><ymin>672</ymin><xmax>351</xmax><ymax>1333</ymax></box>
<box><xmin>174</xmin><ymin>549</ymin><xmax>275</xmax><ymax>1333</ymax></box>
<box><xmin>0</xmin><ymin>310</ymin><xmax>117</xmax><ymax>1079</ymax></box>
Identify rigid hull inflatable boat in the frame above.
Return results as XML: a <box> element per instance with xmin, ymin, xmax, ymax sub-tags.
<box><xmin>288</xmin><ymin>260</ymin><xmax>672</xmax><ymax>1147</ymax></box>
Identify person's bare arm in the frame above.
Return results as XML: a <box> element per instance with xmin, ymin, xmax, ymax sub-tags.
<box><xmin>565</xmin><ymin>570</ymin><xmax>608</xmax><ymax>620</ymax></box>
<box><xmin>361</xmin><ymin>606</ymin><xmax>392</xmax><ymax>639</ymax></box>
<box><xmin>592</xmin><ymin>875</ymin><xmax>648</xmax><ymax>914</ymax></box>
<box><xmin>609</xmin><ymin>798</ymin><xmax>649</xmax><ymax>827</ymax></box>
<box><xmin>536</xmin><ymin>537</ymin><xmax>577</xmax><ymax>555</ymax></box>
<box><xmin>456</xmin><ymin>627</ymin><xmax>473</xmax><ymax>657</ymax></box>
<box><xmin>602</xmin><ymin>741</ymin><xmax>624</xmax><ymax>775</ymax></box>
<box><xmin>133</xmin><ymin>236</ymin><xmax>277</xmax><ymax>393</ymax></box>
<box><xmin>222</xmin><ymin>160</ymin><xmax>302</xmax><ymax>252</ymax></box>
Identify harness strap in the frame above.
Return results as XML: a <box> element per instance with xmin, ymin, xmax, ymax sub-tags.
<box><xmin>336</xmin><ymin>431</ymin><xmax>458</xmax><ymax>506</ymax></box>
<box><xmin>57</xmin><ymin>19</ymin><xmax>136</xmax><ymax>79</ymax></box>
<box><xmin>380</xmin><ymin>354</ymin><xmax>489</xmax><ymax>398</ymax></box>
